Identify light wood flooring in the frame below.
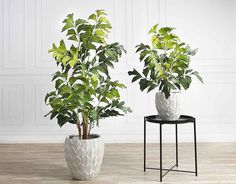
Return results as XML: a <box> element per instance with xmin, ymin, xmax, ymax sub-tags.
<box><xmin>0</xmin><ymin>143</ymin><xmax>235</xmax><ymax>184</ymax></box>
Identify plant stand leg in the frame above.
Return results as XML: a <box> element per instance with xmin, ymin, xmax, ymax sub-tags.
<box><xmin>160</xmin><ymin>124</ymin><xmax>162</xmax><ymax>182</ymax></box>
<box><xmin>175</xmin><ymin>124</ymin><xmax>178</xmax><ymax>167</ymax></box>
<box><xmin>194</xmin><ymin>119</ymin><xmax>198</xmax><ymax>176</ymax></box>
<box><xmin>144</xmin><ymin>117</ymin><xmax>146</xmax><ymax>172</ymax></box>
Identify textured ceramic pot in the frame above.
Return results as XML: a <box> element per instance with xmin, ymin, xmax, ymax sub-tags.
<box><xmin>64</xmin><ymin>134</ymin><xmax>104</xmax><ymax>181</ymax></box>
<box><xmin>155</xmin><ymin>92</ymin><xmax>181</xmax><ymax>120</ymax></box>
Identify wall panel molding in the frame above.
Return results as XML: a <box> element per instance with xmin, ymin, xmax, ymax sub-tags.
<box><xmin>35</xmin><ymin>0</ymin><xmax>55</xmax><ymax>68</ymax></box>
<box><xmin>2</xmin><ymin>84</ymin><xmax>25</xmax><ymax>125</ymax></box>
<box><xmin>0</xmin><ymin>0</ymin><xmax>235</xmax><ymax>142</ymax></box>
<box><xmin>35</xmin><ymin>0</ymin><xmax>46</xmax><ymax>68</ymax></box>
<box><xmin>0</xmin><ymin>0</ymin><xmax>3</xmax><ymax>69</ymax></box>
<box><xmin>3</xmin><ymin>0</ymin><xmax>26</xmax><ymax>68</ymax></box>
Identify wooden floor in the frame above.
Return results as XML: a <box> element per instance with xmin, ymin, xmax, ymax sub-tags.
<box><xmin>0</xmin><ymin>143</ymin><xmax>235</xmax><ymax>184</ymax></box>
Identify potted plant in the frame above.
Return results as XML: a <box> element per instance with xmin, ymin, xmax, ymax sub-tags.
<box><xmin>128</xmin><ymin>24</ymin><xmax>203</xmax><ymax>120</ymax></box>
<box><xmin>45</xmin><ymin>10</ymin><xmax>131</xmax><ymax>181</ymax></box>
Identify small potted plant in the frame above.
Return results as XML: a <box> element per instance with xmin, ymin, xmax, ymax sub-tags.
<box><xmin>45</xmin><ymin>10</ymin><xmax>131</xmax><ymax>181</ymax></box>
<box><xmin>128</xmin><ymin>24</ymin><xmax>203</xmax><ymax>120</ymax></box>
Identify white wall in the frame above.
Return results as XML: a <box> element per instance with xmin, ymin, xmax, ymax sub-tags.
<box><xmin>0</xmin><ymin>0</ymin><xmax>236</xmax><ymax>143</ymax></box>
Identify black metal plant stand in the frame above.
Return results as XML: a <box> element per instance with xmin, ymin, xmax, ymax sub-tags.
<box><xmin>144</xmin><ymin>115</ymin><xmax>198</xmax><ymax>182</ymax></box>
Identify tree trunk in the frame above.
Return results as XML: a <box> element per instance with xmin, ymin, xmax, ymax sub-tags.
<box><xmin>82</xmin><ymin>112</ymin><xmax>89</xmax><ymax>139</ymax></box>
<box><xmin>82</xmin><ymin>123</ymin><xmax>88</xmax><ymax>139</ymax></box>
<box><xmin>76</xmin><ymin>115</ymin><xmax>82</xmax><ymax>139</ymax></box>
<box><xmin>77</xmin><ymin>123</ymin><xmax>82</xmax><ymax>139</ymax></box>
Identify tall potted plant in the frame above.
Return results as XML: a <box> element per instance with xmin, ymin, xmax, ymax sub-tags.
<box><xmin>128</xmin><ymin>24</ymin><xmax>203</xmax><ymax>120</ymax></box>
<box><xmin>45</xmin><ymin>10</ymin><xmax>131</xmax><ymax>181</ymax></box>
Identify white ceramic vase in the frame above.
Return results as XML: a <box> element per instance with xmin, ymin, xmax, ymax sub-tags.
<box><xmin>155</xmin><ymin>92</ymin><xmax>181</xmax><ymax>120</ymax></box>
<box><xmin>64</xmin><ymin>134</ymin><xmax>104</xmax><ymax>181</ymax></box>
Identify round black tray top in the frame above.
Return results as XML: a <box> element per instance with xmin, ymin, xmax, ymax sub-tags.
<box><xmin>145</xmin><ymin>115</ymin><xmax>195</xmax><ymax>124</ymax></box>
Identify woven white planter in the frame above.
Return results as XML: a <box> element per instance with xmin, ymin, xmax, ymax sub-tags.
<box><xmin>155</xmin><ymin>92</ymin><xmax>181</xmax><ymax>120</ymax></box>
<box><xmin>64</xmin><ymin>134</ymin><xmax>104</xmax><ymax>181</ymax></box>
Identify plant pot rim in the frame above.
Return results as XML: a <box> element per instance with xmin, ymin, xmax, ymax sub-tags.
<box><xmin>156</xmin><ymin>91</ymin><xmax>181</xmax><ymax>94</ymax></box>
<box><xmin>67</xmin><ymin>134</ymin><xmax>101</xmax><ymax>140</ymax></box>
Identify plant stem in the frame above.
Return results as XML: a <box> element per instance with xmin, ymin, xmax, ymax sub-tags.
<box><xmin>88</xmin><ymin>122</ymin><xmax>93</xmax><ymax>139</ymax></box>
<box><xmin>76</xmin><ymin>115</ymin><xmax>82</xmax><ymax>139</ymax></box>
<box><xmin>82</xmin><ymin>112</ymin><xmax>88</xmax><ymax>139</ymax></box>
<box><xmin>77</xmin><ymin>123</ymin><xmax>82</xmax><ymax>139</ymax></box>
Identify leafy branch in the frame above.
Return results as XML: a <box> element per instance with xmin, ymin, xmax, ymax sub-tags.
<box><xmin>128</xmin><ymin>24</ymin><xmax>203</xmax><ymax>98</ymax></box>
<box><xmin>45</xmin><ymin>10</ymin><xmax>131</xmax><ymax>139</ymax></box>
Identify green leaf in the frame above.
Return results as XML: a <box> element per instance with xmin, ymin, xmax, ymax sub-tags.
<box><xmin>159</xmin><ymin>27</ymin><xmax>175</xmax><ymax>36</ymax></box>
<box><xmin>148</xmin><ymin>24</ymin><xmax>158</xmax><ymax>34</ymax></box>
<box><xmin>147</xmin><ymin>83</ymin><xmax>157</xmax><ymax>93</ymax></box>
<box><xmin>190</xmin><ymin>48</ymin><xmax>198</xmax><ymax>56</ymax></box>
<box><xmin>62</xmin><ymin>24</ymin><xmax>73</xmax><ymax>32</ymax></box>
<box><xmin>57</xmin><ymin>54</ymin><xmax>64</xmax><ymax>62</ymax></box>
<box><xmin>62</xmin><ymin>56</ymin><xmax>71</xmax><ymax>66</ymax></box>
<box><xmin>105</xmin><ymin>60</ymin><xmax>114</xmax><ymax>68</ymax></box>
<box><xmin>139</xmin><ymin>79</ymin><xmax>150</xmax><ymax>91</ymax></box>
<box><xmin>162</xmin><ymin>84</ymin><xmax>171</xmax><ymax>99</ymax></box>
<box><xmin>95</xmin><ymin>30</ymin><xmax>106</xmax><ymax>37</ymax></box>
<box><xmin>96</xmin><ymin>23</ymin><xmax>111</xmax><ymax>31</ymax></box>
<box><xmin>101</xmin><ymin>97</ymin><xmax>109</xmax><ymax>104</ymax></box>
<box><xmin>154</xmin><ymin>63</ymin><xmax>162</xmax><ymax>74</ymax></box>
<box><xmin>98</xmin><ymin>16</ymin><xmax>110</xmax><ymax>24</ymax></box>
<box><xmin>75</xmin><ymin>19</ymin><xmax>87</xmax><ymax>27</ymax></box>
<box><xmin>192</xmin><ymin>71</ymin><xmax>203</xmax><ymax>83</ymax></box>
<box><xmin>69</xmin><ymin>76</ymin><xmax>76</xmax><ymax>86</ymax></box>
<box><xmin>87</xmin><ymin>43</ymin><xmax>96</xmax><ymax>50</ymax></box>
<box><xmin>91</xmin><ymin>35</ymin><xmax>103</xmax><ymax>43</ymax></box>
<box><xmin>51</xmin><ymin>71</ymin><xmax>61</xmax><ymax>81</ymax></box>
<box><xmin>97</xmin><ymin>64</ymin><xmax>108</xmax><ymax>75</ymax></box>
<box><xmin>117</xmin><ymin>83</ymin><xmax>126</xmax><ymax>88</ymax></box>
<box><xmin>100</xmin><ymin>109</ymin><xmax>123</xmax><ymax>118</ymax></box>
<box><xmin>151</xmin><ymin>34</ymin><xmax>160</xmax><ymax>48</ymax></box>
<box><xmin>52</xmin><ymin>51</ymin><xmax>59</xmax><ymax>58</ymax></box>
<box><xmin>185</xmin><ymin>69</ymin><xmax>193</xmax><ymax>74</ymax></box>
<box><xmin>176</xmin><ymin>54</ymin><xmax>189</xmax><ymax>62</ymax></box>
<box><xmin>62</xmin><ymin>14</ymin><xmax>74</xmax><ymax>32</ymax></box>
<box><xmin>131</xmin><ymin>75</ymin><xmax>142</xmax><ymax>83</ymax></box>
<box><xmin>96</xmin><ymin>9</ymin><xmax>106</xmax><ymax>17</ymax></box>
<box><xmin>111</xmin><ymin>100</ymin><xmax>119</xmax><ymax>108</ymax></box>
<box><xmin>69</xmin><ymin>58</ymin><xmax>77</xmax><ymax>67</ymax></box>
<box><xmin>163</xmin><ymin>34</ymin><xmax>179</xmax><ymax>41</ymax></box>
<box><xmin>128</xmin><ymin>69</ymin><xmax>142</xmax><ymax>77</ymax></box>
<box><xmin>58</xmin><ymin>85</ymin><xmax>71</xmax><ymax>95</ymax></box>
<box><xmin>180</xmin><ymin>76</ymin><xmax>192</xmax><ymax>90</ymax></box>
<box><xmin>91</xmin><ymin>75</ymin><xmax>98</xmax><ymax>88</ymax></box>
<box><xmin>55</xmin><ymin>79</ymin><xmax>64</xmax><ymax>89</ymax></box>
<box><xmin>136</xmin><ymin>43</ymin><xmax>150</xmax><ymax>53</ymax></box>
<box><xmin>173</xmin><ymin>61</ymin><xmax>187</xmax><ymax>68</ymax></box>
<box><xmin>66</xmin><ymin>29</ymin><xmax>76</xmax><ymax>36</ymax></box>
<box><xmin>117</xmin><ymin>102</ymin><xmax>132</xmax><ymax>113</ymax></box>
<box><xmin>69</xmin><ymin>45</ymin><xmax>77</xmax><ymax>54</ymax></box>
<box><xmin>62</xmin><ymin>72</ymin><xmax>68</xmax><ymax>80</ymax></box>
<box><xmin>45</xmin><ymin>93</ymin><xmax>50</xmax><ymax>103</ymax></box>
<box><xmin>59</xmin><ymin>40</ymin><xmax>66</xmax><ymax>51</ymax></box>
<box><xmin>48</xmin><ymin>43</ymin><xmax>57</xmax><ymax>54</ymax></box>
<box><xmin>45</xmin><ymin>92</ymin><xmax>55</xmax><ymax>103</ymax></box>
<box><xmin>110</xmin><ymin>88</ymin><xmax>120</xmax><ymax>97</ymax></box>
<box><xmin>166</xmin><ymin>41</ymin><xmax>177</xmax><ymax>49</ymax></box>
<box><xmin>77</xmin><ymin>76</ymin><xmax>89</xmax><ymax>86</ymax></box>
<box><xmin>50</xmin><ymin>112</ymin><xmax>57</xmax><ymax>120</ymax></box>
<box><xmin>57</xmin><ymin>114</ymin><xmax>68</xmax><ymax>127</ymax></box>
<box><xmin>167</xmin><ymin>82</ymin><xmax>177</xmax><ymax>90</ymax></box>
<box><xmin>88</xmin><ymin>13</ymin><xmax>97</xmax><ymax>21</ymax></box>
<box><xmin>68</xmin><ymin>35</ymin><xmax>78</xmax><ymax>41</ymax></box>
<box><xmin>48</xmin><ymin>48</ymin><xmax>54</xmax><ymax>53</ymax></box>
